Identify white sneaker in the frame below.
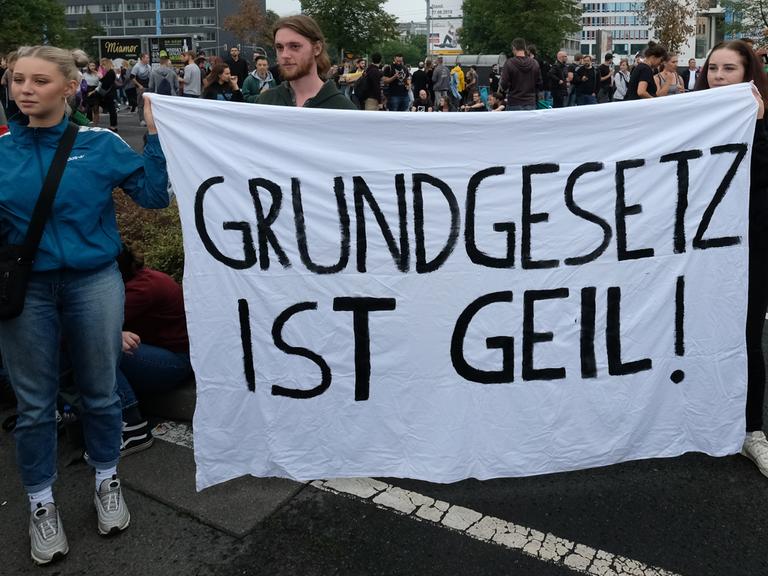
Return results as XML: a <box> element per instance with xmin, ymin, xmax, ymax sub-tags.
<box><xmin>94</xmin><ymin>475</ymin><xmax>130</xmax><ymax>535</ymax></box>
<box><xmin>29</xmin><ymin>502</ymin><xmax>69</xmax><ymax>565</ymax></box>
<box><xmin>741</xmin><ymin>431</ymin><xmax>768</xmax><ymax>477</ymax></box>
<box><xmin>139</xmin><ymin>120</ymin><xmax>147</xmax><ymax>127</ymax></box>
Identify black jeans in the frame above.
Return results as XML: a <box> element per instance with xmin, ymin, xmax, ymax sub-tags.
<box><xmin>746</xmin><ymin>193</ymin><xmax>768</xmax><ymax>431</ymax></box>
<box><xmin>101</xmin><ymin>94</ymin><xmax>118</xmax><ymax>128</ymax></box>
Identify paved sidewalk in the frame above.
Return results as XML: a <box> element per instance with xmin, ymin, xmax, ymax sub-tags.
<box><xmin>0</xmin><ymin>407</ymin><xmax>300</xmax><ymax>575</ymax></box>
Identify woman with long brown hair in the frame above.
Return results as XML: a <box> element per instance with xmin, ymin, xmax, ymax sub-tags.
<box><xmin>696</xmin><ymin>40</ymin><xmax>768</xmax><ymax>477</ymax></box>
<box><xmin>202</xmin><ymin>63</ymin><xmax>244</xmax><ymax>101</ymax></box>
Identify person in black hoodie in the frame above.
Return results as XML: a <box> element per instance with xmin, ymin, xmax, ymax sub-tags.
<box><xmin>695</xmin><ymin>40</ymin><xmax>768</xmax><ymax>477</ymax></box>
<box><xmin>572</xmin><ymin>54</ymin><xmax>599</xmax><ymax>105</ymax></box>
<box><xmin>202</xmin><ymin>63</ymin><xmax>244</xmax><ymax>102</ymax></box>
<box><xmin>361</xmin><ymin>52</ymin><xmax>383</xmax><ymax>111</ymax></box>
<box><xmin>500</xmin><ymin>38</ymin><xmax>542</xmax><ymax>110</ymax></box>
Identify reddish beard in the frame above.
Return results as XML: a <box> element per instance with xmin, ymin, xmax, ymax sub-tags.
<box><xmin>279</xmin><ymin>56</ymin><xmax>316</xmax><ymax>81</ymax></box>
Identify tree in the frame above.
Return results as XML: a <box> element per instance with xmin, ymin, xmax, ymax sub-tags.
<box><xmin>0</xmin><ymin>0</ymin><xmax>70</xmax><ymax>53</ymax></box>
<box><xmin>300</xmin><ymin>0</ymin><xmax>399</xmax><ymax>59</ymax></box>
<box><xmin>70</xmin><ymin>10</ymin><xmax>105</xmax><ymax>59</ymax></box>
<box><xmin>460</xmin><ymin>0</ymin><xmax>581</xmax><ymax>59</ymax></box>
<box><xmin>637</xmin><ymin>0</ymin><xmax>701</xmax><ymax>53</ymax></box>
<box><xmin>224</xmin><ymin>0</ymin><xmax>267</xmax><ymax>47</ymax></box>
<box><xmin>721</xmin><ymin>0</ymin><xmax>768</xmax><ymax>38</ymax></box>
<box><xmin>371</xmin><ymin>34</ymin><xmax>427</xmax><ymax>65</ymax></box>
<box><xmin>260</xmin><ymin>9</ymin><xmax>281</xmax><ymax>50</ymax></box>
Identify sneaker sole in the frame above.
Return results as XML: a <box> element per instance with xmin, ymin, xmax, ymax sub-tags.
<box><xmin>741</xmin><ymin>448</ymin><xmax>768</xmax><ymax>478</ymax></box>
<box><xmin>31</xmin><ymin>545</ymin><xmax>69</xmax><ymax>565</ymax></box>
<box><xmin>121</xmin><ymin>435</ymin><xmax>154</xmax><ymax>457</ymax></box>
<box><xmin>98</xmin><ymin>512</ymin><xmax>130</xmax><ymax>536</ymax></box>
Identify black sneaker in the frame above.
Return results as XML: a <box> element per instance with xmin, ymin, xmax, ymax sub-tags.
<box><xmin>120</xmin><ymin>420</ymin><xmax>154</xmax><ymax>456</ymax></box>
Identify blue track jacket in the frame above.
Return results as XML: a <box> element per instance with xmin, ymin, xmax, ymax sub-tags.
<box><xmin>0</xmin><ymin>116</ymin><xmax>169</xmax><ymax>272</ymax></box>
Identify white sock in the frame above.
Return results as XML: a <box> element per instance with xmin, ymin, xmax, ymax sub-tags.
<box><xmin>95</xmin><ymin>466</ymin><xmax>118</xmax><ymax>491</ymax></box>
<box><xmin>28</xmin><ymin>487</ymin><xmax>54</xmax><ymax>512</ymax></box>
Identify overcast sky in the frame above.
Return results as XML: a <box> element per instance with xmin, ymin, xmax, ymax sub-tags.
<box><xmin>266</xmin><ymin>0</ymin><xmax>428</xmax><ymax>22</ymax></box>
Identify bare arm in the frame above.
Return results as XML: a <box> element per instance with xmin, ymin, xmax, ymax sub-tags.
<box><xmin>637</xmin><ymin>80</ymin><xmax>653</xmax><ymax>98</ymax></box>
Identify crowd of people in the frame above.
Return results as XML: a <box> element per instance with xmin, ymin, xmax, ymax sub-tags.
<box><xmin>0</xmin><ymin>11</ymin><xmax>767</xmax><ymax>569</ymax></box>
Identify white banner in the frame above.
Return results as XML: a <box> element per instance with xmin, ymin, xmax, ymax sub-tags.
<box><xmin>150</xmin><ymin>84</ymin><xmax>757</xmax><ymax>491</ymax></box>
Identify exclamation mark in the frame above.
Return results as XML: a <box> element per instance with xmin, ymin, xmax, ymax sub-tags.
<box><xmin>671</xmin><ymin>275</ymin><xmax>685</xmax><ymax>383</ymax></box>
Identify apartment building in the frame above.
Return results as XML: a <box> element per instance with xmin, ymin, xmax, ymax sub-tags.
<box><xmin>60</xmin><ymin>0</ymin><xmax>265</xmax><ymax>53</ymax></box>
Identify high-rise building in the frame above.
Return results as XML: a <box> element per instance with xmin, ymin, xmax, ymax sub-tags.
<box><xmin>579</xmin><ymin>1</ymin><xmax>728</xmax><ymax>62</ymax></box>
<box><xmin>60</xmin><ymin>0</ymin><xmax>266</xmax><ymax>55</ymax></box>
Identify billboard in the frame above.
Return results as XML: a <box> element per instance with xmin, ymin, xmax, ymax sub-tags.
<box><xmin>429</xmin><ymin>0</ymin><xmax>463</xmax><ymax>55</ymax></box>
<box><xmin>99</xmin><ymin>38</ymin><xmax>142</xmax><ymax>62</ymax></box>
<box><xmin>148</xmin><ymin>36</ymin><xmax>194</xmax><ymax>68</ymax></box>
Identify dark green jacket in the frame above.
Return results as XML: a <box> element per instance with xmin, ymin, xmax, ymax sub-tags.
<box><xmin>256</xmin><ymin>80</ymin><xmax>357</xmax><ymax>110</ymax></box>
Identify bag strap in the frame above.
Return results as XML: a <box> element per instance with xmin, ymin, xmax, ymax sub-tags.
<box><xmin>21</xmin><ymin>122</ymin><xmax>79</xmax><ymax>262</ymax></box>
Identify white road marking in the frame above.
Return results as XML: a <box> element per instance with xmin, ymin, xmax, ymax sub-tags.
<box><xmin>154</xmin><ymin>423</ymin><xmax>682</xmax><ymax>576</ymax></box>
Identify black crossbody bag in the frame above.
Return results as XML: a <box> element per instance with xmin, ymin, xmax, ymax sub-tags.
<box><xmin>0</xmin><ymin>122</ymin><xmax>79</xmax><ymax>320</ymax></box>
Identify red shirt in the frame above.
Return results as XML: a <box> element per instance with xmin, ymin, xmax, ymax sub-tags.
<box><xmin>124</xmin><ymin>268</ymin><xmax>189</xmax><ymax>353</ymax></box>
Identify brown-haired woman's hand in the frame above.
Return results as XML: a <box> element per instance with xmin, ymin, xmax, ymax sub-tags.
<box><xmin>753</xmin><ymin>83</ymin><xmax>765</xmax><ymax>120</ymax></box>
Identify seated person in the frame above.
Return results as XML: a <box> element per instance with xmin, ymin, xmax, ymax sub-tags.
<box><xmin>487</xmin><ymin>92</ymin><xmax>505</xmax><ymax>112</ymax></box>
<box><xmin>460</xmin><ymin>90</ymin><xmax>488</xmax><ymax>111</ymax></box>
<box><xmin>410</xmin><ymin>89</ymin><xmax>433</xmax><ymax>112</ymax></box>
<box><xmin>116</xmin><ymin>245</ymin><xmax>192</xmax><ymax>455</ymax></box>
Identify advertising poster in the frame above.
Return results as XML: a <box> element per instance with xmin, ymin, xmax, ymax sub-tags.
<box><xmin>149</xmin><ymin>36</ymin><xmax>194</xmax><ymax>68</ymax></box>
<box><xmin>429</xmin><ymin>0</ymin><xmax>463</xmax><ymax>55</ymax></box>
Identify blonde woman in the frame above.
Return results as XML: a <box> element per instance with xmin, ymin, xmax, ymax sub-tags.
<box><xmin>98</xmin><ymin>57</ymin><xmax>118</xmax><ymax>131</ymax></box>
<box><xmin>0</xmin><ymin>45</ymin><xmax>169</xmax><ymax>565</ymax></box>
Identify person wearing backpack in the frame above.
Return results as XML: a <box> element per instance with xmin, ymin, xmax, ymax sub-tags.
<box><xmin>148</xmin><ymin>56</ymin><xmax>179</xmax><ymax>97</ymax></box>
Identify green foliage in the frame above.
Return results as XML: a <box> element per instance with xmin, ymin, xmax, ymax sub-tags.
<box><xmin>224</xmin><ymin>0</ymin><xmax>266</xmax><ymax>47</ymax></box>
<box><xmin>114</xmin><ymin>191</ymin><xmax>185</xmax><ymax>282</ymax></box>
<box><xmin>637</xmin><ymin>0</ymin><xmax>699</xmax><ymax>53</ymax></box>
<box><xmin>370</xmin><ymin>34</ymin><xmax>427</xmax><ymax>65</ymax></box>
<box><xmin>461</xmin><ymin>0</ymin><xmax>581</xmax><ymax>58</ymax></box>
<box><xmin>0</xmin><ymin>0</ymin><xmax>70</xmax><ymax>53</ymax></box>
<box><xmin>301</xmin><ymin>0</ymin><xmax>399</xmax><ymax>58</ymax></box>
<box><xmin>721</xmin><ymin>0</ymin><xmax>768</xmax><ymax>38</ymax></box>
<box><xmin>69</xmin><ymin>10</ymin><xmax>106</xmax><ymax>60</ymax></box>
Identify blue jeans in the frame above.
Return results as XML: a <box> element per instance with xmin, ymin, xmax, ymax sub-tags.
<box><xmin>116</xmin><ymin>343</ymin><xmax>192</xmax><ymax>410</ymax></box>
<box><xmin>577</xmin><ymin>94</ymin><xmax>598</xmax><ymax>106</ymax></box>
<box><xmin>0</xmin><ymin>264</ymin><xmax>124</xmax><ymax>492</ymax></box>
<box><xmin>506</xmin><ymin>104</ymin><xmax>535</xmax><ymax>111</ymax></box>
<box><xmin>387</xmin><ymin>95</ymin><xmax>409</xmax><ymax>111</ymax></box>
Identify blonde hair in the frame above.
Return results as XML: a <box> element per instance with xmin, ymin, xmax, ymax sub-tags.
<box><xmin>15</xmin><ymin>46</ymin><xmax>83</xmax><ymax>118</ymax></box>
<box><xmin>72</xmin><ymin>49</ymin><xmax>90</xmax><ymax>69</ymax></box>
<box><xmin>15</xmin><ymin>45</ymin><xmax>80</xmax><ymax>83</ymax></box>
<box><xmin>100</xmin><ymin>57</ymin><xmax>114</xmax><ymax>70</ymax></box>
